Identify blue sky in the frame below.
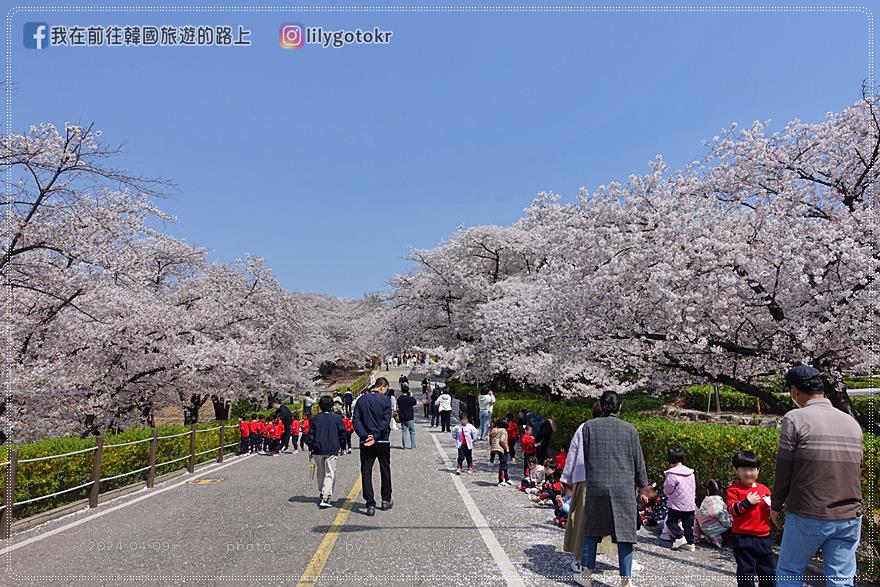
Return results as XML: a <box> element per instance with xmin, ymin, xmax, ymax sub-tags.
<box><xmin>10</xmin><ymin>2</ymin><xmax>872</xmax><ymax>298</ymax></box>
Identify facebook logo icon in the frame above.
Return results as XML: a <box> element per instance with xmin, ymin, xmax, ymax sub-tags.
<box><xmin>24</xmin><ymin>22</ymin><xmax>49</xmax><ymax>49</ymax></box>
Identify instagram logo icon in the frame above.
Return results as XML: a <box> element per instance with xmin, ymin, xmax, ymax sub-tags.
<box><xmin>279</xmin><ymin>23</ymin><xmax>304</xmax><ymax>49</ymax></box>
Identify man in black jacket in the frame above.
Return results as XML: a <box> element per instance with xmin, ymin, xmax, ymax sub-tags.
<box><xmin>397</xmin><ymin>388</ymin><xmax>418</xmax><ymax>449</ymax></box>
<box><xmin>272</xmin><ymin>400</ymin><xmax>294</xmax><ymax>453</ymax></box>
<box><xmin>353</xmin><ymin>377</ymin><xmax>393</xmax><ymax>516</ymax></box>
<box><xmin>304</xmin><ymin>395</ymin><xmax>347</xmax><ymax>508</ymax></box>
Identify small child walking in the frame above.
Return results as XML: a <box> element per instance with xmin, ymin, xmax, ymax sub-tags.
<box><xmin>238</xmin><ymin>416</ymin><xmax>250</xmax><ymax>454</ymax></box>
<box><xmin>726</xmin><ymin>451</ymin><xmax>775</xmax><ymax>587</ymax></box>
<box><xmin>505</xmin><ymin>413</ymin><xmax>519</xmax><ymax>462</ymax></box>
<box><xmin>489</xmin><ymin>418</ymin><xmax>511</xmax><ymax>486</ymax></box>
<box><xmin>663</xmin><ymin>446</ymin><xmax>697</xmax><ymax>551</ymax></box>
<box><xmin>520</xmin><ymin>425</ymin><xmax>537</xmax><ymax>475</ymax></box>
<box><xmin>451</xmin><ymin>415</ymin><xmax>478</xmax><ymax>474</ymax></box>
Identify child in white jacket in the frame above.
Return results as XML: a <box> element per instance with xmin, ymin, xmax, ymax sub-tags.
<box><xmin>451</xmin><ymin>415</ymin><xmax>479</xmax><ymax>474</ymax></box>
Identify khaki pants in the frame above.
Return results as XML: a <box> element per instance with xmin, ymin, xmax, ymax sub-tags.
<box><xmin>314</xmin><ymin>454</ymin><xmax>337</xmax><ymax>500</ymax></box>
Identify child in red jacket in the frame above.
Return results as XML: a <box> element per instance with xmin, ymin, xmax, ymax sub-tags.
<box><xmin>248</xmin><ymin>415</ymin><xmax>261</xmax><ymax>453</ymax></box>
<box><xmin>270</xmin><ymin>416</ymin><xmax>283</xmax><ymax>456</ymax></box>
<box><xmin>238</xmin><ymin>416</ymin><xmax>250</xmax><ymax>454</ymax></box>
<box><xmin>520</xmin><ymin>425</ymin><xmax>537</xmax><ymax>475</ymax></box>
<box><xmin>726</xmin><ymin>451</ymin><xmax>774</xmax><ymax>587</ymax></box>
<box><xmin>289</xmin><ymin>417</ymin><xmax>301</xmax><ymax>453</ymax></box>
<box><xmin>505</xmin><ymin>414</ymin><xmax>519</xmax><ymax>462</ymax></box>
<box><xmin>554</xmin><ymin>447</ymin><xmax>567</xmax><ymax>472</ymax></box>
<box><xmin>342</xmin><ymin>416</ymin><xmax>354</xmax><ymax>454</ymax></box>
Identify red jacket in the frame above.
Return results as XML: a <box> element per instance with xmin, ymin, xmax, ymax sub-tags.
<box><xmin>301</xmin><ymin>418</ymin><xmax>310</xmax><ymax>435</ymax></box>
<box><xmin>521</xmin><ymin>434</ymin><xmax>536</xmax><ymax>455</ymax></box>
<box><xmin>726</xmin><ymin>482</ymin><xmax>772</xmax><ymax>537</ymax></box>
<box><xmin>238</xmin><ymin>421</ymin><xmax>250</xmax><ymax>437</ymax></box>
<box><xmin>343</xmin><ymin>417</ymin><xmax>354</xmax><ymax>433</ymax></box>
<box><xmin>271</xmin><ymin>422</ymin><xmax>283</xmax><ymax>439</ymax></box>
<box><xmin>506</xmin><ymin>421</ymin><xmax>519</xmax><ymax>440</ymax></box>
<box><xmin>290</xmin><ymin>420</ymin><xmax>300</xmax><ymax>435</ymax></box>
<box><xmin>248</xmin><ymin>420</ymin><xmax>261</xmax><ymax>435</ymax></box>
<box><xmin>555</xmin><ymin>450</ymin><xmax>567</xmax><ymax>471</ymax></box>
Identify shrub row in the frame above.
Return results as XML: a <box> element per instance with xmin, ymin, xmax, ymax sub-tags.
<box><xmin>683</xmin><ymin>385</ymin><xmax>878</xmax><ymax>422</ymax></box>
<box><xmin>0</xmin><ymin>421</ymin><xmax>242</xmax><ymax>520</ymax></box>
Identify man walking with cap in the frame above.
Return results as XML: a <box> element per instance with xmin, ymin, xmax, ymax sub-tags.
<box><xmin>773</xmin><ymin>365</ymin><xmax>863</xmax><ymax>587</ymax></box>
<box><xmin>353</xmin><ymin>377</ymin><xmax>393</xmax><ymax>516</ymax></box>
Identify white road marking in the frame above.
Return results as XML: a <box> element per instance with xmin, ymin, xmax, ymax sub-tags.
<box><xmin>0</xmin><ymin>454</ymin><xmax>254</xmax><ymax>555</ymax></box>
<box><xmin>431</xmin><ymin>433</ymin><xmax>526</xmax><ymax>587</ymax></box>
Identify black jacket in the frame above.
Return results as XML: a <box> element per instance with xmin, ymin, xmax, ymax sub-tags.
<box><xmin>304</xmin><ymin>412</ymin><xmax>347</xmax><ymax>455</ymax></box>
<box><xmin>397</xmin><ymin>395</ymin><xmax>417</xmax><ymax>422</ymax></box>
<box><xmin>276</xmin><ymin>404</ymin><xmax>293</xmax><ymax>424</ymax></box>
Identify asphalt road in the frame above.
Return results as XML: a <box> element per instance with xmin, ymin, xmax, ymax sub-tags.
<box><xmin>3</xmin><ymin>365</ymin><xmax>866</xmax><ymax>586</ymax></box>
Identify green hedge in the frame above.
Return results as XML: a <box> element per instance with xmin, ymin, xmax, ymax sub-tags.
<box><xmin>0</xmin><ymin>421</ymin><xmax>242</xmax><ymax>520</ymax></box>
<box><xmin>683</xmin><ymin>385</ymin><xmax>878</xmax><ymax>423</ymax></box>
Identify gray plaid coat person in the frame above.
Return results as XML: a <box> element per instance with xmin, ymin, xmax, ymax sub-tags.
<box><xmin>580</xmin><ymin>414</ymin><xmax>648</xmax><ymax>544</ymax></box>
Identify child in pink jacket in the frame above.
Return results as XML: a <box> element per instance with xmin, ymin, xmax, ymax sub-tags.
<box><xmin>663</xmin><ymin>446</ymin><xmax>697</xmax><ymax>551</ymax></box>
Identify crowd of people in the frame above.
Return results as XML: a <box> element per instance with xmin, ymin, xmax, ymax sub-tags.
<box><xmin>236</xmin><ymin>363</ymin><xmax>865</xmax><ymax>587</ymax></box>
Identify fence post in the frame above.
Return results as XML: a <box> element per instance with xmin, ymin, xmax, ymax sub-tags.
<box><xmin>714</xmin><ymin>384</ymin><xmax>721</xmax><ymax>413</ymax></box>
<box><xmin>89</xmin><ymin>436</ymin><xmax>103</xmax><ymax>508</ymax></box>
<box><xmin>218</xmin><ymin>422</ymin><xmax>225</xmax><ymax>463</ymax></box>
<box><xmin>188</xmin><ymin>423</ymin><xmax>196</xmax><ymax>473</ymax></box>
<box><xmin>1</xmin><ymin>449</ymin><xmax>18</xmax><ymax>539</ymax></box>
<box><xmin>146</xmin><ymin>428</ymin><xmax>158</xmax><ymax>489</ymax></box>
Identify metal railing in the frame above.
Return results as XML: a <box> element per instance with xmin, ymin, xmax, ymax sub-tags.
<box><xmin>0</xmin><ymin>421</ymin><xmax>238</xmax><ymax>539</ymax></box>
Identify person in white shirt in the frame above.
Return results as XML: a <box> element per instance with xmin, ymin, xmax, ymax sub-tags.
<box><xmin>435</xmin><ymin>388</ymin><xmax>453</xmax><ymax>432</ymax></box>
<box><xmin>451</xmin><ymin>415</ymin><xmax>479</xmax><ymax>474</ymax></box>
<box><xmin>477</xmin><ymin>388</ymin><xmax>496</xmax><ymax>440</ymax></box>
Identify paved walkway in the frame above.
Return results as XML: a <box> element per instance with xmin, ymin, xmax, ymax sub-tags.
<box><xmin>0</xmin><ymin>365</ymin><xmax>843</xmax><ymax>586</ymax></box>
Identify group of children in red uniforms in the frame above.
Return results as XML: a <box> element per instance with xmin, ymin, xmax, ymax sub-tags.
<box><xmin>237</xmin><ymin>411</ymin><xmax>355</xmax><ymax>456</ymax></box>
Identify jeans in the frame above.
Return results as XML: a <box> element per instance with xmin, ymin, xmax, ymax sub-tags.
<box><xmin>479</xmin><ymin>410</ymin><xmax>492</xmax><ymax>439</ymax></box>
<box><xmin>431</xmin><ymin>407</ymin><xmax>439</xmax><ymax>427</ymax></box>
<box><xmin>359</xmin><ymin>442</ymin><xmax>392</xmax><ymax>507</ymax></box>
<box><xmin>581</xmin><ymin>536</ymin><xmax>633</xmax><ymax>577</ymax></box>
<box><xmin>313</xmin><ymin>454</ymin><xmax>337</xmax><ymax>500</ymax></box>
<box><xmin>776</xmin><ymin>513</ymin><xmax>861</xmax><ymax>587</ymax></box>
<box><xmin>400</xmin><ymin>419</ymin><xmax>416</xmax><ymax>448</ymax></box>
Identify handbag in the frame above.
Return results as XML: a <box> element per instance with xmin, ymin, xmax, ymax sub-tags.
<box><xmin>392</xmin><ymin>410</ymin><xmax>400</xmax><ymax>423</ymax></box>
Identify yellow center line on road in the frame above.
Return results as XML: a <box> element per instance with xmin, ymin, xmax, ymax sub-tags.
<box><xmin>295</xmin><ymin>474</ymin><xmax>363</xmax><ymax>587</ymax></box>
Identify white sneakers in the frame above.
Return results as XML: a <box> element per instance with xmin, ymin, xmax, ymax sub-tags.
<box><xmin>574</xmin><ymin>569</ymin><xmax>592</xmax><ymax>586</ymax></box>
<box><xmin>671</xmin><ymin>536</ymin><xmax>687</xmax><ymax>550</ymax></box>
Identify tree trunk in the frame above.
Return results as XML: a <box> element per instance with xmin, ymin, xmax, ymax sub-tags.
<box><xmin>211</xmin><ymin>395</ymin><xmax>230</xmax><ymax>421</ymax></box>
<box><xmin>812</xmin><ymin>362</ymin><xmax>878</xmax><ymax>434</ymax></box>
<box><xmin>184</xmin><ymin>394</ymin><xmax>207</xmax><ymax>425</ymax></box>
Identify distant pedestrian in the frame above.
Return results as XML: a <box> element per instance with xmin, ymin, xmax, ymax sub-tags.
<box><xmin>421</xmin><ymin>386</ymin><xmax>431</xmax><ymax>418</ymax></box>
<box><xmin>435</xmin><ymin>387</ymin><xmax>453</xmax><ymax>432</ymax></box>
<box><xmin>773</xmin><ymin>365</ymin><xmax>864</xmax><ymax>587</ymax></box>
<box><xmin>353</xmin><ymin>377</ymin><xmax>393</xmax><ymax>516</ymax></box>
<box><xmin>430</xmin><ymin>385</ymin><xmax>441</xmax><ymax>427</ymax></box>
<box><xmin>478</xmin><ymin>387</ymin><xmax>496</xmax><ymax>440</ymax></box>
<box><xmin>302</xmin><ymin>391</ymin><xmax>315</xmax><ymax>418</ymax></box>
<box><xmin>272</xmin><ymin>400</ymin><xmax>293</xmax><ymax>453</ymax></box>
<box><xmin>452</xmin><ymin>414</ymin><xmax>478</xmax><ymax>475</ymax></box>
<box><xmin>398</xmin><ymin>374</ymin><xmax>409</xmax><ymax>389</ymax></box>
<box><xmin>304</xmin><ymin>395</ymin><xmax>347</xmax><ymax>508</ymax></box>
<box><xmin>397</xmin><ymin>388</ymin><xmax>418</xmax><ymax>449</ymax></box>
<box><xmin>343</xmin><ymin>389</ymin><xmax>354</xmax><ymax>418</ymax></box>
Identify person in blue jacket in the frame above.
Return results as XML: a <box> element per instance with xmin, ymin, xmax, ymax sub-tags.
<box><xmin>353</xmin><ymin>377</ymin><xmax>393</xmax><ymax>516</ymax></box>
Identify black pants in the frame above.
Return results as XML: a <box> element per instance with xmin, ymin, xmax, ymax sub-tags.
<box><xmin>281</xmin><ymin>421</ymin><xmax>292</xmax><ymax>450</ymax></box>
<box><xmin>431</xmin><ymin>407</ymin><xmax>439</xmax><ymax>427</ymax></box>
<box><xmin>360</xmin><ymin>442</ymin><xmax>392</xmax><ymax>507</ymax></box>
<box><xmin>732</xmin><ymin>533</ymin><xmax>776</xmax><ymax>587</ymax></box>
<box><xmin>344</xmin><ymin>403</ymin><xmax>352</xmax><ymax>418</ymax></box>
<box><xmin>508</xmin><ymin>437</ymin><xmax>517</xmax><ymax>460</ymax></box>
<box><xmin>497</xmin><ymin>452</ymin><xmax>509</xmax><ymax>482</ymax></box>
<box><xmin>440</xmin><ymin>410</ymin><xmax>451</xmax><ymax>432</ymax></box>
<box><xmin>666</xmin><ymin>508</ymin><xmax>695</xmax><ymax>544</ymax></box>
<box><xmin>535</xmin><ymin>422</ymin><xmax>553</xmax><ymax>463</ymax></box>
<box><xmin>239</xmin><ymin>436</ymin><xmax>249</xmax><ymax>454</ymax></box>
<box><xmin>423</xmin><ymin>403</ymin><xmax>430</xmax><ymax>418</ymax></box>
<box><xmin>344</xmin><ymin>432</ymin><xmax>352</xmax><ymax>450</ymax></box>
<box><xmin>457</xmin><ymin>446</ymin><xmax>473</xmax><ymax>468</ymax></box>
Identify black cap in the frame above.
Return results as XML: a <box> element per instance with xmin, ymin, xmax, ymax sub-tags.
<box><xmin>783</xmin><ymin>365</ymin><xmax>822</xmax><ymax>391</ymax></box>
